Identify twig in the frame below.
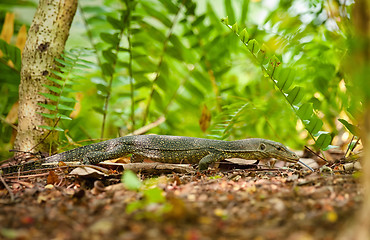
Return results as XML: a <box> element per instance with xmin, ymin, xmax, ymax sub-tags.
<box><xmin>297</xmin><ymin>159</ymin><xmax>314</xmax><ymax>172</ymax></box>
<box><xmin>344</xmin><ymin>137</ymin><xmax>361</xmax><ymax>158</ymax></box>
<box><xmin>0</xmin><ymin>172</ymin><xmax>15</xmax><ymax>202</ymax></box>
<box><xmin>142</xmin><ymin>1</ymin><xmax>185</xmax><ymax>126</ymax></box>
<box><xmin>0</xmin><ymin>115</ymin><xmax>17</xmax><ymax>130</ymax></box>
<box><xmin>304</xmin><ymin>146</ymin><xmax>328</xmax><ymax>162</ymax></box>
<box><xmin>125</xmin><ymin>116</ymin><xmax>165</xmax><ymax>136</ymax></box>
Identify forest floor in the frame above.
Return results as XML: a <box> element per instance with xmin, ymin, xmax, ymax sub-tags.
<box><xmin>0</xmin><ymin>154</ymin><xmax>362</xmax><ymax>240</ymax></box>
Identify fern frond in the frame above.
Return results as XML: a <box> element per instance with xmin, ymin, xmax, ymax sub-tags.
<box><xmin>38</xmin><ymin>48</ymin><xmax>92</xmax><ymax>132</ymax></box>
<box><xmin>209</xmin><ymin>102</ymin><xmax>250</xmax><ymax>140</ymax></box>
<box><xmin>222</xmin><ymin>20</ymin><xmax>333</xmax><ymax>150</ymax></box>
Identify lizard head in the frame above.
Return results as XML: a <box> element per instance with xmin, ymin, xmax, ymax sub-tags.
<box><xmin>256</xmin><ymin>139</ymin><xmax>299</xmax><ymax>163</ymax></box>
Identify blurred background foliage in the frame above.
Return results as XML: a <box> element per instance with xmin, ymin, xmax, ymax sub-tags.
<box><xmin>0</xmin><ymin>0</ymin><xmax>358</xmax><ymax>159</ymax></box>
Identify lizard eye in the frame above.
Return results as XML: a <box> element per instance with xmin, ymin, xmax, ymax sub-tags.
<box><xmin>259</xmin><ymin>143</ymin><xmax>266</xmax><ymax>151</ymax></box>
<box><xmin>276</xmin><ymin>146</ymin><xmax>283</xmax><ymax>151</ymax></box>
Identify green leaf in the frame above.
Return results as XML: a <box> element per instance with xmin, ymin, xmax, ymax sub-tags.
<box><xmin>141</xmin><ymin>3</ymin><xmax>172</xmax><ymax>27</ymax></box>
<box><xmin>247</xmin><ymin>39</ymin><xmax>259</xmax><ymax>55</ymax></box>
<box><xmin>126</xmin><ymin>201</ymin><xmax>143</xmax><ymax>214</ymax></box>
<box><xmin>240</xmin><ymin>0</ymin><xmax>249</xmax><ymax>23</ymax></box>
<box><xmin>58</xmin><ymin>103</ymin><xmax>75</xmax><ymax>111</ymax></box>
<box><xmin>297</xmin><ymin>103</ymin><xmax>313</xmax><ymax>120</ymax></box>
<box><xmin>232</xmin><ymin>23</ymin><xmax>238</xmax><ymax>33</ymax></box>
<box><xmin>266</xmin><ymin>56</ymin><xmax>280</xmax><ymax>79</ymax></box>
<box><xmin>42</xmin><ymin>84</ymin><xmax>62</xmax><ymax>94</ymax></box>
<box><xmin>338</xmin><ymin>119</ymin><xmax>359</xmax><ymax>136</ymax></box>
<box><xmin>93</xmin><ymin>106</ymin><xmax>105</xmax><ymax>115</ymax></box>
<box><xmin>102</xmin><ymin>49</ymin><xmax>117</xmax><ymax>63</ymax></box>
<box><xmin>122</xmin><ymin>170</ymin><xmax>142</xmax><ymax>191</ymax></box>
<box><xmin>192</xmin><ymin>14</ymin><xmax>206</xmax><ymax>27</ymax></box>
<box><xmin>107</xmin><ymin>16</ymin><xmax>124</xmax><ymax>30</ymax></box>
<box><xmin>221</xmin><ymin>16</ymin><xmax>229</xmax><ymax>25</ymax></box>
<box><xmin>239</xmin><ymin>28</ymin><xmax>249</xmax><ymax>43</ymax></box>
<box><xmin>102</xmin><ymin>63</ymin><xmax>114</xmax><ymax>76</ymax></box>
<box><xmin>100</xmin><ymin>33</ymin><xmax>120</xmax><ymax>46</ymax></box>
<box><xmin>224</xmin><ymin>0</ymin><xmax>235</xmax><ymax>23</ymax></box>
<box><xmin>276</xmin><ymin>67</ymin><xmax>295</xmax><ymax>92</ymax></box>
<box><xmin>59</xmin><ymin>96</ymin><xmax>77</xmax><ymax>102</ymax></box>
<box><xmin>0</xmin><ymin>39</ymin><xmax>21</xmax><ymax>71</ymax></box>
<box><xmin>41</xmin><ymin>125</ymin><xmax>64</xmax><ymax>132</ymax></box>
<box><xmin>51</xmin><ymin>70</ymin><xmax>67</xmax><ymax>79</ymax></box>
<box><xmin>143</xmin><ymin>187</ymin><xmax>165</xmax><ymax>203</ymax></box>
<box><xmin>56</xmin><ymin>113</ymin><xmax>72</xmax><ymax>120</ymax></box>
<box><xmin>39</xmin><ymin>92</ymin><xmax>58</xmax><ymax>101</ymax></box>
<box><xmin>39</xmin><ymin>125</ymin><xmax>55</xmax><ymax>131</ymax></box>
<box><xmin>256</xmin><ymin>46</ymin><xmax>267</xmax><ymax>64</ymax></box>
<box><xmin>315</xmin><ymin>133</ymin><xmax>332</xmax><ymax>150</ymax></box>
<box><xmin>37</xmin><ymin>112</ymin><xmax>57</xmax><ymax>119</ymax></box>
<box><xmin>159</xmin><ymin>0</ymin><xmax>179</xmax><ymax>14</ymax></box>
<box><xmin>37</xmin><ymin>103</ymin><xmax>56</xmax><ymax>111</ymax></box>
<box><xmin>55</xmin><ymin>58</ymin><xmax>73</xmax><ymax>67</ymax></box>
<box><xmin>287</xmin><ymin>87</ymin><xmax>304</xmax><ymax>105</ymax></box>
<box><xmin>305</xmin><ymin>117</ymin><xmax>323</xmax><ymax>135</ymax></box>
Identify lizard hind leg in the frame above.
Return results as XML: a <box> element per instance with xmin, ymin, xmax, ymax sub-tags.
<box><xmin>199</xmin><ymin>153</ymin><xmax>224</xmax><ymax>171</ymax></box>
<box><xmin>130</xmin><ymin>154</ymin><xmax>145</xmax><ymax>163</ymax></box>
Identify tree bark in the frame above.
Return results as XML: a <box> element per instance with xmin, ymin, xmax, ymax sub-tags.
<box><xmin>340</xmin><ymin>0</ymin><xmax>370</xmax><ymax>239</ymax></box>
<box><xmin>14</xmin><ymin>0</ymin><xmax>78</xmax><ymax>156</ymax></box>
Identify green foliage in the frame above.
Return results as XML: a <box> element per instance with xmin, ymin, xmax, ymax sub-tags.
<box><xmin>122</xmin><ymin>170</ymin><xmax>142</xmax><ymax>191</ymax></box>
<box><xmin>122</xmin><ymin>170</ymin><xmax>171</xmax><ymax>219</ymax></box>
<box><xmin>220</xmin><ymin>18</ymin><xmax>350</xmax><ymax>150</ymax></box>
<box><xmin>0</xmin><ymin>39</ymin><xmax>21</xmax><ymax>160</ymax></box>
<box><xmin>37</xmin><ymin>48</ymin><xmax>92</xmax><ymax>132</ymax></box>
<box><xmin>0</xmin><ymin>39</ymin><xmax>21</xmax><ymax>71</ymax></box>
<box><xmin>0</xmin><ymin>0</ymin><xmax>357</xmax><ymax>156</ymax></box>
<box><xmin>209</xmin><ymin>102</ymin><xmax>250</xmax><ymax>140</ymax></box>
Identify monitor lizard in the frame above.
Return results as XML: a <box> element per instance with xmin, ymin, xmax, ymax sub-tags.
<box><xmin>0</xmin><ymin>135</ymin><xmax>302</xmax><ymax>175</ymax></box>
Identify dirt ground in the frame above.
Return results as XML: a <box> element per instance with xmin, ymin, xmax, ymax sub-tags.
<box><xmin>0</xmin><ymin>158</ymin><xmax>362</xmax><ymax>240</ymax></box>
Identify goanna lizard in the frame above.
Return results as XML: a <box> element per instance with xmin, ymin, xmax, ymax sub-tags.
<box><xmin>0</xmin><ymin>135</ymin><xmax>302</xmax><ymax>174</ymax></box>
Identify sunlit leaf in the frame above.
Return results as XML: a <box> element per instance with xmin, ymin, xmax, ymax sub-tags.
<box><xmin>338</xmin><ymin>119</ymin><xmax>359</xmax><ymax>136</ymax></box>
<box><xmin>247</xmin><ymin>39</ymin><xmax>259</xmax><ymax>55</ymax></box>
<box><xmin>297</xmin><ymin>103</ymin><xmax>313</xmax><ymax>120</ymax></box>
<box><xmin>276</xmin><ymin>67</ymin><xmax>295</xmax><ymax>92</ymax></box>
<box><xmin>37</xmin><ymin>103</ymin><xmax>56</xmax><ymax>111</ymax></box>
<box><xmin>122</xmin><ymin>170</ymin><xmax>142</xmax><ymax>191</ymax></box>
<box><xmin>287</xmin><ymin>87</ymin><xmax>303</xmax><ymax>105</ymax></box>
<box><xmin>315</xmin><ymin>133</ymin><xmax>332</xmax><ymax>150</ymax></box>
<box><xmin>239</xmin><ymin>28</ymin><xmax>249</xmax><ymax>43</ymax></box>
<box><xmin>305</xmin><ymin>117</ymin><xmax>323</xmax><ymax>135</ymax></box>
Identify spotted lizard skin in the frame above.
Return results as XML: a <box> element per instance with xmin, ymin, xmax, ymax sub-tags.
<box><xmin>0</xmin><ymin>135</ymin><xmax>299</xmax><ymax>174</ymax></box>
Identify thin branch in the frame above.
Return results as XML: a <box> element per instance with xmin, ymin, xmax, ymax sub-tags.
<box><xmin>344</xmin><ymin>136</ymin><xmax>361</xmax><ymax>158</ymax></box>
<box><xmin>304</xmin><ymin>146</ymin><xmax>328</xmax><ymax>162</ymax></box>
<box><xmin>0</xmin><ymin>115</ymin><xmax>17</xmax><ymax>130</ymax></box>
<box><xmin>125</xmin><ymin>116</ymin><xmax>165</xmax><ymax>136</ymax></box>
<box><xmin>142</xmin><ymin>2</ymin><xmax>184</xmax><ymax>126</ymax></box>
<box><xmin>126</xmin><ymin>0</ymin><xmax>135</xmax><ymax>133</ymax></box>
<box><xmin>0</xmin><ymin>173</ymin><xmax>15</xmax><ymax>202</ymax></box>
<box><xmin>101</xmin><ymin>2</ymin><xmax>129</xmax><ymax>137</ymax></box>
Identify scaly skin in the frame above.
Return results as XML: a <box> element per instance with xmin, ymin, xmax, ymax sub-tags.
<box><xmin>0</xmin><ymin>135</ymin><xmax>299</xmax><ymax>174</ymax></box>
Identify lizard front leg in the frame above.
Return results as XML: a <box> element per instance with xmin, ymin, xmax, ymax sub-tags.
<box><xmin>199</xmin><ymin>153</ymin><xmax>224</xmax><ymax>171</ymax></box>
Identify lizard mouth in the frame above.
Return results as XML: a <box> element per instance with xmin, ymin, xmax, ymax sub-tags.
<box><xmin>273</xmin><ymin>154</ymin><xmax>300</xmax><ymax>163</ymax></box>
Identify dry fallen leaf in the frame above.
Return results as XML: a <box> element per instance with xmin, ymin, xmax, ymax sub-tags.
<box><xmin>199</xmin><ymin>104</ymin><xmax>211</xmax><ymax>133</ymax></box>
<box><xmin>47</xmin><ymin>170</ymin><xmax>60</xmax><ymax>185</ymax></box>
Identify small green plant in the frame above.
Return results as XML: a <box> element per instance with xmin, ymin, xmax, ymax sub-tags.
<box><xmin>121</xmin><ymin>170</ymin><xmax>172</xmax><ymax>220</ymax></box>
<box><xmin>37</xmin><ymin>48</ymin><xmax>93</xmax><ymax>132</ymax></box>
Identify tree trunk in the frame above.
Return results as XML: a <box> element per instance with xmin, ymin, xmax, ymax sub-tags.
<box><xmin>340</xmin><ymin>0</ymin><xmax>370</xmax><ymax>239</ymax></box>
<box><xmin>14</xmin><ymin>0</ymin><xmax>78</xmax><ymax>156</ymax></box>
